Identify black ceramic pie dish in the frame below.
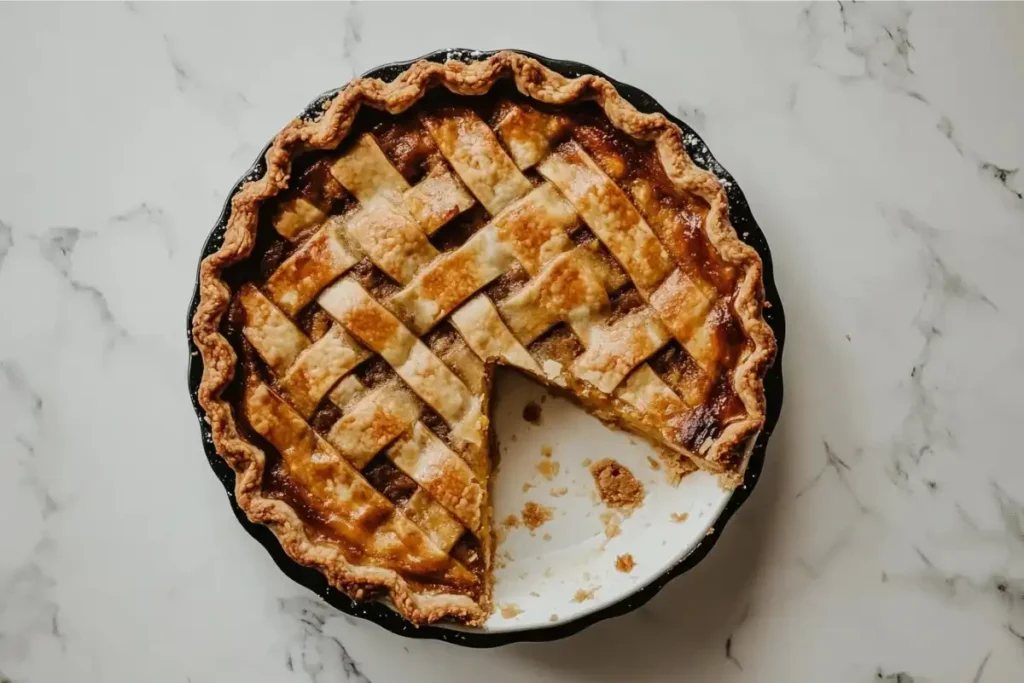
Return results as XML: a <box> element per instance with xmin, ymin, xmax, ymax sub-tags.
<box><xmin>185</xmin><ymin>48</ymin><xmax>786</xmax><ymax>647</ymax></box>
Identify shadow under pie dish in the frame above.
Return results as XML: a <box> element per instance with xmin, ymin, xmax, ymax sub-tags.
<box><xmin>190</xmin><ymin>51</ymin><xmax>777</xmax><ymax>629</ymax></box>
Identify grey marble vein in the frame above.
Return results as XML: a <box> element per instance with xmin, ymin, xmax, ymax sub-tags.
<box><xmin>881</xmin><ymin>209</ymin><xmax>996</xmax><ymax>491</ymax></box>
<box><xmin>1</xmin><ymin>360</ymin><xmax>43</xmax><ymax>420</ymax></box>
<box><xmin>724</xmin><ymin>635</ymin><xmax>743</xmax><ymax>671</ymax></box>
<box><xmin>0</xmin><ymin>543</ymin><xmax>64</xmax><ymax>668</ymax></box>
<box><xmin>806</xmin><ymin>2</ymin><xmax>1024</xmax><ymax>216</ymax></box>
<box><xmin>797</xmin><ymin>524</ymin><xmax>856</xmax><ymax>582</ymax></box>
<box><xmin>972</xmin><ymin>651</ymin><xmax>991</xmax><ymax>683</ymax></box>
<box><xmin>906</xmin><ymin>544</ymin><xmax>1024</xmax><ymax>627</ymax></box>
<box><xmin>803</xmin><ymin>1</ymin><xmax>924</xmax><ymax>99</ymax></box>
<box><xmin>0</xmin><ymin>362</ymin><xmax>63</xmax><ymax>669</ymax></box>
<box><xmin>0</xmin><ymin>219</ymin><xmax>12</xmax><ymax>272</ymax></box>
<box><xmin>877</xmin><ymin>672</ymin><xmax>916</xmax><ymax>683</ymax></box>
<box><xmin>111</xmin><ymin>202</ymin><xmax>175</xmax><ymax>257</ymax></box>
<box><xmin>939</xmin><ymin>117</ymin><xmax>1024</xmax><ymax>209</ymax></box>
<box><xmin>340</xmin><ymin>3</ymin><xmax>363</xmax><ymax>78</ymax></box>
<box><xmin>2</xmin><ymin>361</ymin><xmax>59</xmax><ymax>520</ymax></box>
<box><xmin>1009</xmin><ymin>625</ymin><xmax>1024</xmax><ymax>651</ymax></box>
<box><xmin>980</xmin><ymin>163</ymin><xmax>1024</xmax><ymax>204</ymax></box>
<box><xmin>160</xmin><ymin>32</ymin><xmax>251</xmax><ymax>122</ymax></box>
<box><xmin>824</xmin><ymin>440</ymin><xmax>869</xmax><ymax>513</ymax></box>
<box><xmin>13</xmin><ymin>435</ymin><xmax>59</xmax><ymax>520</ymax></box>
<box><xmin>794</xmin><ymin>440</ymin><xmax>870</xmax><ymax>514</ymax></box>
<box><xmin>992</xmin><ymin>483</ymin><xmax>1024</xmax><ymax>548</ymax></box>
<box><xmin>278</xmin><ymin>597</ymin><xmax>371</xmax><ymax>683</ymax></box>
<box><xmin>34</xmin><ymin>227</ymin><xmax>130</xmax><ymax>345</ymax></box>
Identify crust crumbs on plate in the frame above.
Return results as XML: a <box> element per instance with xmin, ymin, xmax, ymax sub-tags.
<box><xmin>522</xmin><ymin>501</ymin><xmax>554</xmax><ymax>530</ymax></box>
<box><xmin>590</xmin><ymin>458</ymin><xmax>645</xmax><ymax>515</ymax></box>
<box><xmin>499</xmin><ymin>603</ymin><xmax>523</xmax><ymax>619</ymax></box>
<box><xmin>600</xmin><ymin>511</ymin><xmax>622</xmax><ymax>540</ymax></box>
<box><xmin>536</xmin><ymin>458</ymin><xmax>560</xmax><ymax>480</ymax></box>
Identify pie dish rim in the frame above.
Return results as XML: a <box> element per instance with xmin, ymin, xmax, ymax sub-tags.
<box><xmin>185</xmin><ymin>47</ymin><xmax>786</xmax><ymax>646</ymax></box>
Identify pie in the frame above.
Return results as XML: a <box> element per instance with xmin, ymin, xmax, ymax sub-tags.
<box><xmin>192</xmin><ymin>52</ymin><xmax>775</xmax><ymax>627</ymax></box>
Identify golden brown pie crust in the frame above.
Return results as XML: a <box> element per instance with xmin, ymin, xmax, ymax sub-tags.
<box><xmin>192</xmin><ymin>52</ymin><xmax>776</xmax><ymax>626</ymax></box>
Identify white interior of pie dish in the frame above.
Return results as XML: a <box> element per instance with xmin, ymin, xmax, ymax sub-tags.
<box><xmin>442</xmin><ymin>370</ymin><xmax>735</xmax><ymax>633</ymax></box>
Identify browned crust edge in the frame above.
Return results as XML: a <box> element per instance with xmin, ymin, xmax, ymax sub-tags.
<box><xmin>191</xmin><ymin>52</ymin><xmax>776</xmax><ymax>626</ymax></box>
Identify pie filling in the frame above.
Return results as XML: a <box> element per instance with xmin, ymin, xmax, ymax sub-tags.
<box><xmin>208</xmin><ymin>73</ymin><xmax>770</xmax><ymax>624</ymax></box>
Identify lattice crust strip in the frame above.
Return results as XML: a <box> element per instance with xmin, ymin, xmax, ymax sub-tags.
<box><xmin>194</xmin><ymin>51</ymin><xmax>775</xmax><ymax>626</ymax></box>
<box><xmin>317</xmin><ymin>278</ymin><xmax>485</xmax><ymax>447</ymax></box>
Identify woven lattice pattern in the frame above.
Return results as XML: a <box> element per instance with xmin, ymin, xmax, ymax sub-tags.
<box><xmin>233</xmin><ymin>97</ymin><xmax>747</xmax><ymax>589</ymax></box>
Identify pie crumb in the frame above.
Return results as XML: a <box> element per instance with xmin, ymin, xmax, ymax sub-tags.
<box><xmin>544</xmin><ymin>567</ymin><xmax>553</xmax><ymax>578</ymax></box>
<box><xmin>670</xmin><ymin>512</ymin><xmax>689</xmax><ymax>523</ymax></box>
<box><xmin>550</xmin><ymin>486</ymin><xmax>568</xmax><ymax>497</ymax></box>
<box><xmin>542</xmin><ymin>533</ymin><xmax>552</xmax><ymax>541</ymax></box>
<box><xmin>522</xmin><ymin>400</ymin><xmax>542</xmax><ymax>425</ymax></box>
<box><xmin>522</xmin><ymin>501</ymin><xmax>554</xmax><ymax>530</ymax></box>
<box><xmin>599</xmin><ymin>511</ymin><xmax>622</xmax><ymax>540</ymax></box>
<box><xmin>502</xmin><ymin>513</ymin><xmax>521</xmax><ymax>529</ymax></box>
<box><xmin>536</xmin><ymin>458</ymin><xmax>560</xmax><ymax>480</ymax></box>
<box><xmin>529</xmin><ymin>591</ymin><xmax>540</xmax><ymax>597</ymax></box>
<box><xmin>615</xmin><ymin>554</ymin><xmax>635</xmax><ymax>573</ymax></box>
<box><xmin>522</xmin><ymin>481</ymin><xmax>535</xmax><ymax>493</ymax></box>
<box><xmin>590</xmin><ymin>459</ymin><xmax>645</xmax><ymax>515</ymax></box>
<box><xmin>498</xmin><ymin>549</ymin><xmax>513</xmax><ymax>562</ymax></box>
<box><xmin>499</xmin><ymin>603</ymin><xmax>523</xmax><ymax>618</ymax></box>
<box><xmin>647</xmin><ymin>455</ymin><xmax>661</xmax><ymax>471</ymax></box>
<box><xmin>541</xmin><ymin>445</ymin><xmax>553</xmax><ymax>457</ymax></box>
<box><xmin>572</xmin><ymin>587</ymin><xmax>598</xmax><ymax>603</ymax></box>
<box><xmin>549</xmin><ymin>613</ymin><xmax>559</xmax><ymax>622</ymax></box>
<box><xmin>581</xmin><ymin>458</ymin><xmax>593</xmax><ymax>467</ymax></box>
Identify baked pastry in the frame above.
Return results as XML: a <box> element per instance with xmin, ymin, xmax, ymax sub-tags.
<box><xmin>192</xmin><ymin>52</ymin><xmax>775</xmax><ymax>626</ymax></box>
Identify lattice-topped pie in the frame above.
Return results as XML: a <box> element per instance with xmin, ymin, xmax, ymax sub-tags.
<box><xmin>193</xmin><ymin>52</ymin><xmax>775</xmax><ymax>626</ymax></box>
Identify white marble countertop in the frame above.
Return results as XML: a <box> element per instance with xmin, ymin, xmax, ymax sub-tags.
<box><xmin>2</xmin><ymin>2</ymin><xmax>1023</xmax><ymax>681</ymax></box>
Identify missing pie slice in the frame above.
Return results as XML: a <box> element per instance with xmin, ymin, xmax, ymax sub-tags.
<box><xmin>192</xmin><ymin>52</ymin><xmax>775</xmax><ymax>626</ymax></box>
